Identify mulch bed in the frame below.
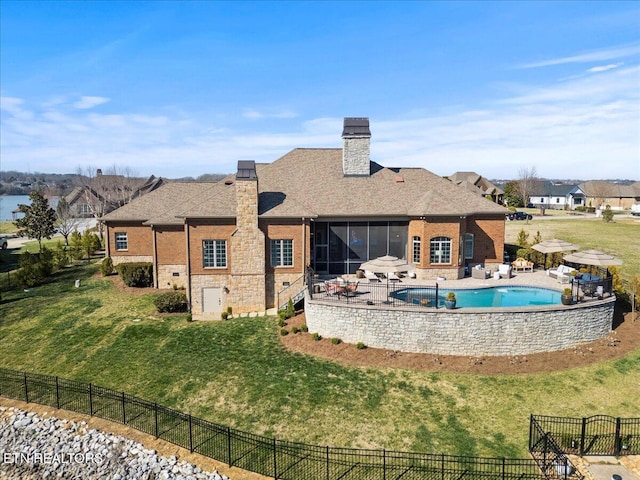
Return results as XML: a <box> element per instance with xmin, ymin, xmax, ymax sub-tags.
<box><xmin>280</xmin><ymin>310</ymin><xmax>640</xmax><ymax>374</ymax></box>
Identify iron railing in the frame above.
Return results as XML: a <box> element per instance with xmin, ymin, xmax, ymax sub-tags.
<box><xmin>530</xmin><ymin>414</ymin><xmax>640</xmax><ymax>457</ymax></box>
<box><xmin>0</xmin><ymin>368</ymin><xmax>546</xmax><ymax>480</ymax></box>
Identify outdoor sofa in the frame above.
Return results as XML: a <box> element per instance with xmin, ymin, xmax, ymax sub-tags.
<box><xmin>548</xmin><ymin>265</ymin><xmax>576</xmax><ymax>283</ymax></box>
<box><xmin>512</xmin><ymin>257</ymin><xmax>534</xmax><ymax>272</ymax></box>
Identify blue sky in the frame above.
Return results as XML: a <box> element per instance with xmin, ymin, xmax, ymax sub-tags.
<box><xmin>1</xmin><ymin>1</ymin><xmax>639</xmax><ymax>181</ymax></box>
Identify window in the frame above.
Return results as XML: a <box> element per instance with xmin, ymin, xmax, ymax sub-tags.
<box><xmin>412</xmin><ymin>236</ymin><xmax>421</xmax><ymax>263</ymax></box>
<box><xmin>271</xmin><ymin>239</ymin><xmax>293</xmax><ymax>267</ymax></box>
<box><xmin>203</xmin><ymin>240</ymin><xmax>227</xmax><ymax>268</ymax></box>
<box><xmin>430</xmin><ymin>236</ymin><xmax>451</xmax><ymax>264</ymax></box>
<box><xmin>79</xmin><ymin>204</ymin><xmax>91</xmax><ymax>214</ymax></box>
<box><xmin>115</xmin><ymin>232</ymin><xmax>128</xmax><ymax>251</ymax></box>
<box><xmin>464</xmin><ymin>233</ymin><xmax>474</xmax><ymax>260</ymax></box>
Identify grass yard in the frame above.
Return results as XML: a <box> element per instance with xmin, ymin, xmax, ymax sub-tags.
<box><xmin>505</xmin><ymin>216</ymin><xmax>640</xmax><ymax>281</ymax></box>
<box><xmin>1</xmin><ymin>259</ymin><xmax>639</xmax><ymax>459</ymax></box>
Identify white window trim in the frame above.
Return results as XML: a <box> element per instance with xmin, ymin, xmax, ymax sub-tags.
<box><xmin>203</xmin><ymin>239</ymin><xmax>227</xmax><ymax>269</ymax></box>
<box><xmin>271</xmin><ymin>239</ymin><xmax>294</xmax><ymax>268</ymax></box>
<box><xmin>115</xmin><ymin>232</ymin><xmax>128</xmax><ymax>251</ymax></box>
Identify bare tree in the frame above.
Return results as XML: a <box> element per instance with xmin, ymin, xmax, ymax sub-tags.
<box><xmin>75</xmin><ymin>165</ymin><xmax>141</xmax><ymax>238</ymax></box>
<box><xmin>515</xmin><ymin>166</ymin><xmax>541</xmax><ymax>209</ymax></box>
<box><xmin>55</xmin><ymin>197</ymin><xmax>79</xmax><ymax>245</ymax></box>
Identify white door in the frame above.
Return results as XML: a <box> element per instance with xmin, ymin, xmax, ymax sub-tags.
<box><xmin>202</xmin><ymin>287</ymin><xmax>222</xmax><ymax>315</ymax></box>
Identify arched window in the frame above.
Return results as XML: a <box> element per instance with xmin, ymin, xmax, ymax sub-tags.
<box><xmin>412</xmin><ymin>236</ymin><xmax>421</xmax><ymax>264</ymax></box>
<box><xmin>430</xmin><ymin>236</ymin><xmax>451</xmax><ymax>264</ymax></box>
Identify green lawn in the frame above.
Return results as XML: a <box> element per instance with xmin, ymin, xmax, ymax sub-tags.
<box><xmin>505</xmin><ymin>217</ymin><xmax>640</xmax><ymax>281</ymax></box>
<box><xmin>1</xmin><ymin>260</ymin><xmax>639</xmax><ymax>459</ymax></box>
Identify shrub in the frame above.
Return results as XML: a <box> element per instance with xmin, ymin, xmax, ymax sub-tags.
<box><xmin>277</xmin><ymin>318</ymin><xmax>287</xmax><ymax>327</ymax></box>
<box><xmin>154</xmin><ymin>291</ymin><xmax>188</xmax><ymax>313</ymax></box>
<box><xmin>101</xmin><ymin>257</ymin><xmax>114</xmax><ymax>276</ymax></box>
<box><xmin>300</xmin><ymin>324</ymin><xmax>308</xmax><ymax>332</ymax></box>
<box><xmin>221</xmin><ymin>311</ymin><xmax>229</xmax><ymax>320</ymax></box>
<box><xmin>186</xmin><ymin>314</ymin><xmax>193</xmax><ymax>322</ymax></box>
<box><xmin>312</xmin><ymin>332</ymin><xmax>321</xmax><ymax>341</ymax></box>
<box><xmin>356</xmin><ymin>342</ymin><xmax>367</xmax><ymax>350</ymax></box>
<box><xmin>286</xmin><ymin>298</ymin><xmax>295</xmax><ymax>318</ymax></box>
<box><xmin>53</xmin><ymin>241</ymin><xmax>70</xmax><ymax>270</ymax></box>
<box><xmin>278</xmin><ymin>309</ymin><xmax>287</xmax><ymax>321</ymax></box>
<box><xmin>280</xmin><ymin>328</ymin><xmax>289</xmax><ymax>336</ymax></box>
<box><xmin>116</xmin><ymin>262</ymin><xmax>153</xmax><ymax>287</ymax></box>
<box><xmin>227</xmin><ymin>306</ymin><xmax>233</xmax><ymax>315</ymax></box>
<box><xmin>601</xmin><ymin>205</ymin><xmax>614</xmax><ymax>223</ymax></box>
<box><xmin>14</xmin><ymin>252</ymin><xmax>42</xmax><ymax>288</ymax></box>
<box><xmin>291</xmin><ymin>326</ymin><xmax>299</xmax><ymax>334</ymax></box>
<box><xmin>69</xmin><ymin>230</ymin><xmax>83</xmax><ymax>260</ymax></box>
<box><xmin>331</xmin><ymin>337</ymin><xmax>341</xmax><ymax>345</ymax></box>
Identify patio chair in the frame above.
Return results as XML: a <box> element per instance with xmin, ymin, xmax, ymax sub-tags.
<box><xmin>388</xmin><ymin>272</ymin><xmax>402</xmax><ymax>282</ymax></box>
<box><xmin>471</xmin><ymin>265</ymin><xmax>490</xmax><ymax>279</ymax></box>
<box><xmin>498</xmin><ymin>264</ymin><xmax>513</xmax><ymax>278</ymax></box>
<box><xmin>364</xmin><ymin>270</ymin><xmax>380</xmax><ymax>282</ymax></box>
<box><xmin>548</xmin><ymin>265</ymin><xmax>576</xmax><ymax>283</ymax></box>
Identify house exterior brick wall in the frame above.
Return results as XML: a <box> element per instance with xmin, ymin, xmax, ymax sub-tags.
<box><xmin>106</xmin><ymin>223</ymin><xmax>153</xmax><ymax>259</ymax></box>
<box><xmin>306</xmin><ymin>294</ymin><xmax>614</xmax><ymax>356</ymax></box>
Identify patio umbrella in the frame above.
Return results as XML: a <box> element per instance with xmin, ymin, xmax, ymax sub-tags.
<box><xmin>562</xmin><ymin>249</ymin><xmax>622</xmax><ymax>267</ymax></box>
<box><xmin>359</xmin><ymin>255</ymin><xmax>414</xmax><ymax>301</ymax></box>
<box><xmin>531</xmin><ymin>239</ymin><xmax>580</xmax><ymax>268</ymax></box>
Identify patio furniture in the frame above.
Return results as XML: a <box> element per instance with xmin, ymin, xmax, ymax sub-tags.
<box><xmin>498</xmin><ymin>264</ymin><xmax>513</xmax><ymax>278</ymax></box>
<box><xmin>512</xmin><ymin>257</ymin><xmax>534</xmax><ymax>272</ymax></box>
<box><xmin>388</xmin><ymin>272</ymin><xmax>402</xmax><ymax>282</ymax></box>
<box><xmin>548</xmin><ymin>265</ymin><xmax>576</xmax><ymax>283</ymax></box>
<box><xmin>364</xmin><ymin>270</ymin><xmax>380</xmax><ymax>282</ymax></box>
<box><xmin>471</xmin><ymin>265</ymin><xmax>491</xmax><ymax>279</ymax></box>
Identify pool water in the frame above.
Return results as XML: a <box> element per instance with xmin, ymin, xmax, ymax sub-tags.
<box><xmin>393</xmin><ymin>286</ymin><xmax>562</xmax><ymax>308</ymax></box>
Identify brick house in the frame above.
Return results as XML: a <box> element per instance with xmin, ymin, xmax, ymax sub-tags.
<box><xmin>102</xmin><ymin>118</ymin><xmax>509</xmax><ymax>319</ymax></box>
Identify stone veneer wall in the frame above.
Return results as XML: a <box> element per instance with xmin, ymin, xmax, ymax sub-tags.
<box><xmin>305</xmin><ymin>295</ymin><xmax>615</xmax><ymax>356</ymax></box>
<box><xmin>110</xmin><ymin>255</ymin><xmax>153</xmax><ymax>266</ymax></box>
<box><xmin>268</xmin><ymin>272</ymin><xmax>306</xmax><ymax>309</ymax></box>
<box><xmin>342</xmin><ymin>136</ymin><xmax>370</xmax><ymax>176</ymax></box>
<box><xmin>157</xmin><ymin>264</ymin><xmax>187</xmax><ymax>290</ymax></box>
<box><xmin>190</xmin><ymin>274</ymin><xmax>229</xmax><ymax>320</ymax></box>
<box><xmin>230</xmin><ymin>179</ymin><xmax>266</xmax><ymax>312</ymax></box>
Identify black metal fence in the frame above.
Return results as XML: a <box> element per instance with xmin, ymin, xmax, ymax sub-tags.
<box><xmin>308</xmin><ymin>277</ymin><xmax>443</xmax><ymax>309</ymax></box>
<box><xmin>0</xmin><ymin>368</ymin><xmax>546</xmax><ymax>480</ymax></box>
<box><xmin>530</xmin><ymin>414</ymin><xmax>640</xmax><ymax>457</ymax></box>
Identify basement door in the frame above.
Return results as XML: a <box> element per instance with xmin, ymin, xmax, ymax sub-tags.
<box><xmin>202</xmin><ymin>287</ymin><xmax>222</xmax><ymax>316</ymax></box>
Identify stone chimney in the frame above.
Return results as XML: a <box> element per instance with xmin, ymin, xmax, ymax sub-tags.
<box><xmin>342</xmin><ymin>117</ymin><xmax>371</xmax><ymax>176</ymax></box>
<box><xmin>231</xmin><ymin>160</ymin><xmax>265</xmax><ymax>312</ymax></box>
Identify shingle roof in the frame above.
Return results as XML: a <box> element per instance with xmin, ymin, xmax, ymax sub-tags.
<box><xmin>103</xmin><ymin>148</ymin><xmax>508</xmax><ymax>224</ymax></box>
<box><xmin>579</xmin><ymin>181</ymin><xmax>640</xmax><ymax>198</ymax></box>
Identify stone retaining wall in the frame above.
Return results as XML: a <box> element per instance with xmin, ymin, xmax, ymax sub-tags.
<box><xmin>305</xmin><ymin>295</ymin><xmax>615</xmax><ymax>356</ymax></box>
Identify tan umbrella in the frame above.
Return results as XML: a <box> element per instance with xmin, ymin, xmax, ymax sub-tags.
<box><xmin>359</xmin><ymin>255</ymin><xmax>414</xmax><ymax>274</ymax></box>
<box><xmin>562</xmin><ymin>249</ymin><xmax>622</xmax><ymax>266</ymax></box>
<box><xmin>531</xmin><ymin>239</ymin><xmax>580</xmax><ymax>268</ymax></box>
<box><xmin>531</xmin><ymin>239</ymin><xmax>580</xmax><ymax>254</ymax></box>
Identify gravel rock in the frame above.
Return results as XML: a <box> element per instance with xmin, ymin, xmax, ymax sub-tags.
<box><xmin>0</xmin><ymin>408</ymin><xmax>232</xmax><ymax>480</ymax></box>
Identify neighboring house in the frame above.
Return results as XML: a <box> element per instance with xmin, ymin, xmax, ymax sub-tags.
<box><xmin>102</xmin><ymin>118</ymin><xmax>509</xmax><ymax>319</ymax></box>
<box><xmin>579</xmin><ymin>181</ymin><xmax>640</xmax><ymax>210</ymax></box>
<box><xmin>527</xmin><ymin>182</ymin><xmax>586</xmax><ymax>210</ymax></box>
<box><xmin>64</xmin><ymin>172</ymin><xmax>166</xmax><ymax>218</ymax></box>
<box><xmin>447</xmin><ymin>172</ymin><xmax>504</xmax><ymax>204</ymax></box>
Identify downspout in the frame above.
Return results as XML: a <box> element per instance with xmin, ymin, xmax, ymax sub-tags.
<box><xmin>302</xmin><ymin>217</ymin><xmax>306</xmax><ymax>273</ymax></box>
<box><xmin>185</xmin><ymin>220</ymin><xmax>192</xmax><ymax>311</ymax></box>
<box><xmin>152</xmin><ymin>226</ymin><xmax>158</xmax><ymax>288</ymax></box>
<box><xmin>104</xmin><ymin>223</ymin><xmax>111</xmax><ymax>258</ymax></box>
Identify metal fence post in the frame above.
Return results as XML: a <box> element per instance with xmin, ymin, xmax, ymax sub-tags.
<box><xmin>23</xmin><ymin>371</ymin><xmax>29</xmax><ymax>403</ymax></box>
<box><xmin>529</xmin><ymin>415</ymin><xmax>534</xmax><ymax>452</ymax></box>
<box><xmin>326</xmin><ymin>446</ymin><xmax>330</xmax><ymax>480</ymax></box>
<box><xmin>55</xmin><ymin>377</ymin><xmax>60</xmax><ymax>409</ymax></box>
<box><xmin>273</xmin><ymin>438</ymin><xmax>277</xmax><ymax>479</ymax></box>
<box><xmin>89</xmin><ymin>384</ymin><xmax>93</xmax><ymax>416</ymax></box>
<box><xmin>154</xmin><ymin>403</ymin><xmax>159</xmax><ymax>438</ymax></box>
<box><xmin>543</xmin><ymin>434</ymin><xmax>548</xmax><ymax>469</ymax></box>
<box><xmin>122</xmin><ymin>392</ymin><xmax>126</xmax><ymax>424</ymax></box>
<box><xmin>502</xmin><ymin>457</ymin><xmax>506</xmax><ymax>480</ymax></box>
<box><xmin>189</xmin><ymin>414</ymin><xmax>193</xmax><ymax>453</ymax></box>
<box><xmin>615</xmin><ymin>417</ymin><xmax>621</xmax><ymax>456</ymax></box>
<box><xmin>383</xmin><ymin>449</ymin><xmax>386</xmax><ymax>480</ymax></box>
<box><xmin>580</xmin><ymin>417</ymin><xmax>586</xmax><ymax>456</ymax></box>
<box><xmin>441</xmin><ymin>453</ymin><xmax>445</xmax><ymax>480</ymax></box>
<box><xmin>227</xmin><ymin>426</ymin><xmax>232</xmax><ymax>466</ymax></box>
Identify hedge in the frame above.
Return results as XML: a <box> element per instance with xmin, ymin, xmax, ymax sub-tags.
<box><xmin>115</xmin><ymin>262</ymin><xmax>153</xmax><ymax>287</ymax></box>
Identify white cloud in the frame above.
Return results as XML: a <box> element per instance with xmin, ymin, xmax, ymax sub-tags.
<box><xmin>587</xmin><ymin>63</ymin><xmax>623</xmax><ymax>73</ymax></box>
<box><xmin>519</xmin><ymin>43</ymin><xmax>640</xmax><ymax>69</ymax></box>
<box><xmin>73</xmin><ymin>96</ymin><xmax>110</xmax><ymax>109</ymax></box>
<box><xmin>242</xmin><ymin>109</ymin><xmax>298</xmax><ymax>120</ymax></box>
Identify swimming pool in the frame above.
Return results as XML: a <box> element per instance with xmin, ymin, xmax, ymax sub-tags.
<box><xmin>392</xmin><ymin>286</ymin><xmax>562</xmax><ymax>308</ymax></box>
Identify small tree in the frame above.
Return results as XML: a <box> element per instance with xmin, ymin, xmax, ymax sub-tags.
<box><xmin>14</xmin><ymin>190</ymin><xmax>57</xmax><ymax>252</ymax></box>
<box><xmin>69</xmin><ymin>230</ymin><xmax>83</xmax><ymax>260</ymax></box>
<box><xmin>55</xmin><ymin>197</ymin><xmax>79</xmax><ymax>245</ymax></box>
<box><xmin>601</xmin><ymin>205</ymin><xmax>614</xmax><ymax>223</ymax></box>
<box><xmin>81</xmin><ymin>230</ymin><xmax>102</xmax><ymax>260</ymax></box>
<box><xmin>515</xmin><ymin>229</ymin><xmax>530</xmax><ymax>248</ymax></box>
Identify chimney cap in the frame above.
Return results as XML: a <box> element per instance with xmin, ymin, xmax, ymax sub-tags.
<box><xmin>342</xmin><ymin>117</ymin><xmax>370</xmax><ymax>137</ymax></box>
<box><xmin>236</xmin><ymin>160</ymin><xmax>257</xmax><ymax>180</ymax></box>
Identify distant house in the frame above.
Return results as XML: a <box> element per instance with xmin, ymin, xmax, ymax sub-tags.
<box><xmin>64</xmin><ymin>172</ymin><xmax>166</xmax><ymax>218</ymax></box>
<box><xmin>527</xmin><ymin>182</ymin><xmax>586</xmax><ymax>210</ymax></box>
<box><xmin>447</xmin><ymin>172</ymin><xmax>504</xmax><ymax>204</ymax></box>
<box><xmin>579</xmin><ymin>181</ymin><xmax>640</xmax><ymax>210</ymax></box>
<box><xmin>102</xmin><ymin>118</ymin><xmax>509</xmax><ymax>319</ymax></box>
